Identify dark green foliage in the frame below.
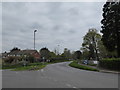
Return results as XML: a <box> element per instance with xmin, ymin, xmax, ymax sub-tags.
<box><xmin>40</xmin><ymin>47</ymin><xmax>50</xmax><ymax>60</ymax></box>
<box><xmin>99</xmin><ymin>58</ymin><xmax>120</xmax><ymax>71</ymax></box>
<box><xmin>101</xmin><ymin>2</ymin><xmax>120</xmax><ymax>57</ymax></box>
<box><xmin>50</xmin><ymin>55</ymin><xmax>70</xmax><ymax>63</ymax></box>
<box><xmin>10</xmin><ymin>47</ymin><xmax>20</xmax><ymax>52</ymax></box>
<box><xmin>2</xmin><ymin>63</ymin><xmax>22</xmax><ymax>69</ymax></box>
<box><xmin>61</xmin><ymin>48</ymin><xmax>72</xmax><ymax>59</ymax></box>
<box><xmin>49</xmin><ymin>48</ymin><xmax>72</xmax><ymax>63</ymax></box>
<box><xmin>4</xmin><ymin>56</ymin><xmax>15</xmax><ymax>63</ymax></box>
<box><xmin>4</xmin><ymin>56</ymin><xmax>21</xmax><ymax>64</ymax></box>
<box><xmin>73</xmin><ymin>50</ymin><xmax>82</xmax><ymax>60</ymax></box>
<box><xmin>89</xmin><ymin>44</ymin><xmax>95</xmax><ymax>59</ymax></box>
<box><xmin>28</xmin><ymin>62</ymin><xmax>43</xmax><ymax>66</ymax></box>
<box><xmin>69</xmin><ymin>61</ymin><xmax>99</xmax><ymax>71</ymax></box>
<box><xmin>50</xmin><ymin>59</ymin><xmax>70</xmax><ymax>63</ymax></box>
<box><xmin>27</xmin><ymin>55</ymin><xmax>35</xmax><ymax>63</ymax></box>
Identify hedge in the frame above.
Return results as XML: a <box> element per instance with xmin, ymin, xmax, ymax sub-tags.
<box><xmin>99</xmin><ymin>58</ymin><xmax>120</xmax><ymax>71</ymax></box>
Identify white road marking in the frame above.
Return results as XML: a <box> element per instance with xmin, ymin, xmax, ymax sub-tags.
<box><xmin>41</xmin><ymin>69</ymin><xmax>44</xmax><ymax>72</ymax></box>
<box><xmin>73</xmin><ymin>86</ymin><xmax>77</xmax><ymax>88</ymax></box>
<box><xmin>66</xmin><ymin>84</ymin><xmax>71</xmax><ymax>87</ymax></box>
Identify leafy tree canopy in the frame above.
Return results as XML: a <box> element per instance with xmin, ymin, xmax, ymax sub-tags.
<box><xmin>82</xmin><ymin>28</ymin><xmax>101</xmax><ymax>60</ymax></box>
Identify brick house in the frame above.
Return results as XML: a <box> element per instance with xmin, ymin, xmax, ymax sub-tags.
<box><xmin>2</xmin><ymin>49</ymin><xmax>41</xmax><ymax>62</ymax></box>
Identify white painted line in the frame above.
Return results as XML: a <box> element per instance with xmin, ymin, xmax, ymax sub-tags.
<box><xmin>66</xmin><ymin>84</ymin><xmax>71</xmax><ymax>87</ymax></box>
<box><xmin>73</xmin><ymin>87</ymin><xmax>77</xmax><ymax>88</ymax></box>
<box><xmin>41</xmin><ymin>69</ymin><xmax>44</xmax><ymax>72</ymax></box>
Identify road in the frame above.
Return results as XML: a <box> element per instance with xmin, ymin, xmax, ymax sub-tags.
<box><xmin>2</xmin><ymin>62</ymin><xmax>118</xmax><ymax>88</ymax></box>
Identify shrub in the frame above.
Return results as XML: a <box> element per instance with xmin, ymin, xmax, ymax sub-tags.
<box><xmin>2</xmin><ymin>63</ymin><xmax>22</xmax><ymax>69</ymax></box>
<box><xmin>99</xmin><ymin>58</ymin><xmax>120</xmax><ymax>71</ymax></box>
<box><xmin>27</xmin><ymin>55</ymin><xmax>35</xmax><ymax>63</ymax></box>
<box><xmin>4</xmin><ymin>56</ymin><xmax>15</xmax><ymax>63</ymax></box>
<box><xmin>4</xmin><ymin>56</ymin><xmax>21</xmax><ymax>64</ymax></box>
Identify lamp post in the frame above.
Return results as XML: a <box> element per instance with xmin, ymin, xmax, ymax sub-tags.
<box><xmin>57</xmin><ymin>45</ymin><xmax>60</xmax><ymax>55</ymax></box>
<box><xmin>34</xmin><ymin>30</ymin><xmax>37</xmax><ymax>50</ymax></box>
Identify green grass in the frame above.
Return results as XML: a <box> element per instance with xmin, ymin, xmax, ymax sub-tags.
<box><xmin>2</xmin><ymin>62</ymin><xmax>47</xmax><ymax>71</ymax></box>
<box><xmin>2</xmin><ymin>64</ymin><xmax>22</xmax><ymax>69</ymax></box>
<box><xmin>13</xmin><ymin>65</ymin><xmax>46</xmax><ymax>71</ymax></box>
<box><xmin>2</xmin><ymin>60</ymin><xmax>71</xmax><ymax>71</ymax></box>
<box><xmin>88</xmin><ymin>63</ymin><xmax>97</xmax><ymax>66</ymax></box>
<box><xmin>69</xmin><ymin>61</ymin><xmax>99</xmax><ymax>72</ymax></box>
<box><xmin>0</xmin><ymin>58</ymin><xmax>2</xmax><ymax>64</ymax></box>
<box><xmin>0</xmin><ymin>58</ymin><xmax>2</xmax><ymax>69</ymax></box>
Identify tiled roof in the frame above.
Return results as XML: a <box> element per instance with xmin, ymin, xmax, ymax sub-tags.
<box><xmin>7</xmin><ymin>49</ymin><xmax>38</xmax><ymax>55</ymax></box>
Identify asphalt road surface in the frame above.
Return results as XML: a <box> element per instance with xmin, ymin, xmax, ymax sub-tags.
<box><xmin>2</xmin><ymin>62</ymin><xmax>118</xmax><ymax>88</ymax></box>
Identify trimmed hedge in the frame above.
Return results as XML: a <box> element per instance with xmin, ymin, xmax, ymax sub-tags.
<box><xmin>99</xmin><ymin>58</ymin><xmax>120</xmax><ymax>71</ymax></box>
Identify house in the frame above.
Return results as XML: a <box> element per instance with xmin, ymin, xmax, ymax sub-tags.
<box><xmin>2</xmin><ymin>52</ymin><xmax>8</xmax><ymax>58</ymax></box>
<box><xmin>2</xmin><ymin>49</ymin><xmax>41</xmax><ymax>62</ymax></box>
<box><xmin>20</xmin><ymin>50</ymin><xmax>41</xmax><ymax>61</ymax></box>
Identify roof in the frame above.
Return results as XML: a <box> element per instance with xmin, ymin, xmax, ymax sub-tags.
<box><xmin>21</xmin><ymin>50</ymin><xmax>37</xmax><ymax>55</ymax></box>
<box><xmin>7</xmin><ymin>49</ymin><xmax>39</xmax><ymax>55</ymax></box>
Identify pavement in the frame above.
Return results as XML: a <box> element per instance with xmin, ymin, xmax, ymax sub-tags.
<box><xmin>2</xmin><ymin>62</ymin><xmax>119</xmax><ymax>88</ymax></box>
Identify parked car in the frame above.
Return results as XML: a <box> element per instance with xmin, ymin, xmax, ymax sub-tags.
<box><xmin>83</xmin><ymin>60</ymin><xmax>88</xmax><ymax>65</ymax></box>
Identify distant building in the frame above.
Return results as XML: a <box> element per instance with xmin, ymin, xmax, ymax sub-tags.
<box><xmin>2</xmin><ymin>49</ymin><xmax>41</xmax><ymax>62</ymax></box>
<box><xmin>21</xmin><ymin>50</ymin><xmax>41</xmax><ymax>61</ymax></box>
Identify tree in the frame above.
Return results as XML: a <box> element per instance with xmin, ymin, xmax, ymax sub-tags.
<box><xmin>97</xmin><ymin>40</ymin><xmax>117</xmax><ymax>58</ymax></box>
<box><xmin>27</xmin><ymin>54</ymin><xmax>35</xmax><ymax>63</ymax></box>
<box><xmin>101</xmin><ymin>1</ymin><xmax>120</xmax><ymax>57</ymax></box>
<box><xmin>82</xmin><ymin>28</ymin><xmax>101</xmax><ymax>60</ymax></box>
<box><xmin>39</xmin><ymin>47</ymin><xmax>50</xmax><ymax>60</ymax></box>
<box><xmin>62</xmin><ymin>48</ymin><xmax>72</xmax><ymax>59</ymax></box>
<box><xmin>81</xmin><ymin>49</ymin><xmax>89</xmax><ymax>60</ymax></box>
<box><xmin>10</xmin><ymin>47</ymin><xmax>20</xmax><ymax>52</ymax></box>
<box><xmin>73</xmin><ymin>50</ymin><xmax>82</xmax><ymax>60</ymax></box>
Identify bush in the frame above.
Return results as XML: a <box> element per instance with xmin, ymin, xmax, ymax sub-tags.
<box><xmin>28</xmin><ymin>62</ymin><xmax>43</xmax><ymax>66</ymax></box>
<box><xmin>69</xmin><ymin>61</ymin><xmax>99</xmax><ymax>71</ymax></box>
<box><xmin>99</xmin><ymin>58</ymin><xmax>120</xmax><ymax>71</ymax></box>
<box><xmin>4</xmin><ymin>56</ymin><xmax>15</xmax><ymax>63</ymax></box>
<box><xmin>2</xmin><ymin>63</ymin><xmax>22</xmax><ymax>69</ymax></box>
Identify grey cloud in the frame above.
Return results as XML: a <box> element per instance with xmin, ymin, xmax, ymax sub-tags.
<box><xmin>2</xmin><ymin>2</ymin><xmax>104</xmax><ymax>53</ymax></box>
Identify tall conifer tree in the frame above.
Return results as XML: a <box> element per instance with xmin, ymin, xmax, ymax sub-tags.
<box><xmin>101</xmin><ymin>1</ymin><xmax>120</xmax><ymax>57</ymax></box>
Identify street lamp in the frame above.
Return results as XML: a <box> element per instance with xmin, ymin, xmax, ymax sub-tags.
<box><xmin>57</xmin><ymin>45</ymin><xmax>60</xmax><ymax>55</ymax></box>
<box><xmin>34</xmin><ymin>30</ymin><xmax>37</xmax><ymax>50</ymax></box>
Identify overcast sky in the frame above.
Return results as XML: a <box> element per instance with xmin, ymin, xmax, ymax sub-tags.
<box><xmin>2</xmin><ymin>2</ymin><xmax>105</xmax><ymax>53</ymax></box>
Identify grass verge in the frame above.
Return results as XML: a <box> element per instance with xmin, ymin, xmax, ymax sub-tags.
<box><xmin>13</xmin><ymin>65</ymin><xmax>46</xmax><ymax>71</ymax></box>
<box><xmin>2</xmin><ymin>62</ymin><xmax>47</xmax><ymax>71</ymax></box>
<box><xmin>69</xmin><ymin>61</ymin><xmax>99</xmax><ymax>72</ymax></box>
<box><xmin>2</xmin><ymin>60</ymin><xmax>71</xmax><ymax>71</ymax></box>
